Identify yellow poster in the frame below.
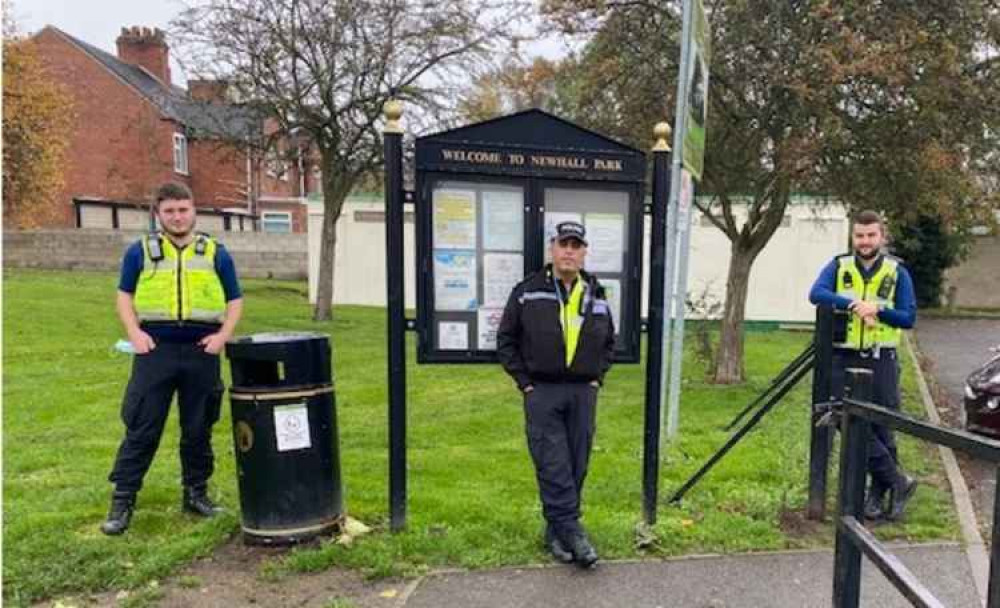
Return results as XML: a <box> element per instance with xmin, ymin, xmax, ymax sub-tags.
<box><xmin>433</xmin><ymin>189</ymin><xmax>476</xmax><ymax>249</ymax></box>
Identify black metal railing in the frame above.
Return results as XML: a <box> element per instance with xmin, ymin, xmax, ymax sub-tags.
<box><xmin>834</xmin><ymin>367</ymin><xmax>1000</xmax><ymax>607</ymax></box>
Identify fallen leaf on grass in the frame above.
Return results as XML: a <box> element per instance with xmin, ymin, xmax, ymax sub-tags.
<box><xmin>335</xmin><ymin>515</ymin><xmax>372</xmax><ymax>546</ymax></box>
<box><xmin>379</xmin><ymin>589</ymin><xmax>399</xmax><ymax>598</ymax></box>
<box><xmin>634</xmin><ymin>522</ymin><xmax>658</xmax><ymax>549</ymax></box>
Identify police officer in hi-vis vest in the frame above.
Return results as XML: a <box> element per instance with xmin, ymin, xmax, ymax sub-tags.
<box><xmin>809</xmin><ymin>209</ymin><xmax>918</xmax><ymax>522</ymax></box>
<box><xmin>497</xmin><ymin>221</ymin><xmax>616</xmax><ymax>568</ymax></box>
<box><xmin>101</xmin><ymin>182</ymin><xmax>243</xmax><ymax>535</ymax></box>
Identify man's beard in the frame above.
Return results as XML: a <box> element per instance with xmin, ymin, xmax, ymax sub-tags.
<box><xmin>163</xmin><ymin>224</ymin><xmax>193</xmax><ymax>239</ymax></box>
<box><xmin>855</xmin><ymin>247</ymin><xmax>879</xmax><ymax>261</ymax></box>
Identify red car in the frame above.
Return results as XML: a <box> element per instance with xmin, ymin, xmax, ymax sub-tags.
<box><xmin>963</xmin><ymin>347</ymin><xmax>1000</xmax><ymax>438</ymax></box>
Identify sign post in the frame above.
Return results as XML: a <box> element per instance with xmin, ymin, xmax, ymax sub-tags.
<box><xmin>663</xmin><ymin>0</ymin><xmax>711</xmax><ymax>439</ymax></box>
<box><xmin>643</xmin><ymin>122</ymin><xmax>672</xmax><ymax>525</ymax></box>
<box><xmin>382</xmin><ymin>100</ymin><xmax>407</xmax><ymax>532</ymax></box>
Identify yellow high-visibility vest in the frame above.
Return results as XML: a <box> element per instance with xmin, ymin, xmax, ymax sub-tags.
<box><xmin>133</xmin><ymin>233</ymin><xmax>226</xmax><ymax>323</ymax></box>
<box><xmin>559</xmin><ymin>278</ymin><xmax>586</xmax><ymax>367</ymax></box>
<box><xmin>834</xmin><ymin>255</ymin><xmax>901</xmax><ymax>350</ymax></box>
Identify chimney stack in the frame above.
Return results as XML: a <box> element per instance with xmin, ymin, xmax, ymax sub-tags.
<box><xmin>116</xmin><ymin>26</ymin><xmax>171</xmax><ymax>85</ymax></box>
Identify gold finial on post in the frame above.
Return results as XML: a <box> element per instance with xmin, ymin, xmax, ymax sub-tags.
<box><xmin>383</xmin><ymin>99</ymin><xmax>403</xmax><ymax>134</ymax></box>
<box><xmin>653</xmin><ymin>122</ymin><xmax>672</xmax><ymax>152</ymax></box>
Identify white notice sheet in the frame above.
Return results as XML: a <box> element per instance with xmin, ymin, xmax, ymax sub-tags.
<box><xmin>434</xmin><ymin>250</ymin><xmax>478</xmax><ymax>311</ymax></box>
<box><xmin>483</xmin><ymin>253</ymin><xmax>523</xmax><ymax>308</ymax></box>
<box><xmin>273</xmin><ymin>403</ymin><xmax>311</xmax><ymax>452</ymax></box>
<box><xmin>585</xmin><ymin>213</ymin><xmax>625</xmax><ymax>272</ymax></box>
<box><xmin>483</xmin><ymin>190</ymin><xmax>523</xmax><ymax>251</ymax></box>
<box><xmin>438</xmin><ymin>322</ymin><xmax>469</xmax><ymax>350</ymax></box>
<box><xmin>477</xmin><ymin>308</ymin><xmax>504</xmax><ymax>350</ymax></box>
<box><xmin>433</xmin><ymin>189</ymin><xmax>476</xmax><ymax>249</ymax></box>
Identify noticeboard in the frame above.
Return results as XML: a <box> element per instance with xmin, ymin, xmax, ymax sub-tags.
<box><xmin>414</xmin><ymin>109</ymin><xmax>646</xmax><ymax>364</ymax></box>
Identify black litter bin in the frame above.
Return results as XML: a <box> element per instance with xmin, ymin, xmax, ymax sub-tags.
<box><xmin>225</xmin><ymin>331</ymin><xmax>342</xmax><ymax>545</ymax></box>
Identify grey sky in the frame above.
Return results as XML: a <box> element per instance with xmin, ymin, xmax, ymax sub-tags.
<box><xmin>17</xmin><ymin>0</ymin><xmax>573</xmax><ymax>88</ymax></box>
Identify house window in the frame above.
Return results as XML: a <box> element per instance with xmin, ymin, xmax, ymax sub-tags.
<box><xmin>173</xmin><ymin>133</ymin><xmax>189</xmax><ymax>175</ymax></box>
<box><xmin>261</xmin><ymin>211</ymin><xmax>292</xmax><ymax>233</ymax></box>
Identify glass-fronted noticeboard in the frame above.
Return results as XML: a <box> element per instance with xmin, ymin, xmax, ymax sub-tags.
<box><xmin>414</xmin><ymin>110</ymin><xmax>646</xmax><ymax>364</ymax></box>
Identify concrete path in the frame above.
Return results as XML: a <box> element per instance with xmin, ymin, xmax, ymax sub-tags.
<box><xmin>403</xmin><ymin>544</ymin><xmax>979</xmax><ymax>607</ymax></box>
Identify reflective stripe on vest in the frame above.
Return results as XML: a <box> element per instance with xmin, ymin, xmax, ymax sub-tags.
<box><xmin>834</xmin><ymin>255</ymin><xmax>901</xmax><ymax>350</ymax></box>
<box><xmin>133</xmin><ymin>234</ymin><xmax>226</xmax><ymax>323</ymax></box>
<box><xmin>558</xmin><ymin>279</ymin><xmax>587</xmax><ymax>367</ymax></box>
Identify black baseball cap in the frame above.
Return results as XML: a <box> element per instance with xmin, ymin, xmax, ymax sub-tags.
<box><xmin>552</xmin><ymin>221</ymin><xmax>588</xmax><ymax>246</ymax></box>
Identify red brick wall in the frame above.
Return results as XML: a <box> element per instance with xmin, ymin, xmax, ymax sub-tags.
<box><xmin>33</xmin><ymin>28</ymin><xmax>188</xmax><ymax>227</ymax></box>
<box><xmin>188</xmin><ymin>139</ymin><xmax>251</xmax><ymax>210</ymax></box>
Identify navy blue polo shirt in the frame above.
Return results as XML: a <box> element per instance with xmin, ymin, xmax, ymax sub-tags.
<box><xmin>118</xmin><ymin>238</ymin><xmax>242</xmax><ymax>343</ymax></box>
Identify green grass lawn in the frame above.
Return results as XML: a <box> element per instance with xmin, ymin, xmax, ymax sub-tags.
<box><xmin>3</xmin><ymin>269</ymin><xmax>959</xmax><ymax>605</ymax></box>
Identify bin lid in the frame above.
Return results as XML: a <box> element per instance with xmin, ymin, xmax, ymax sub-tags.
<box><xmin>229</xmin><ymin>331</ymin><xmax>329</xmax><ymax>345</ymax></box>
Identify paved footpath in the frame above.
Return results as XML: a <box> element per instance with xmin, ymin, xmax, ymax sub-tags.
<box><xmin>403</xmin><ymin>543</ymin><xmax>979</xmax><ymax>607</ymax></box>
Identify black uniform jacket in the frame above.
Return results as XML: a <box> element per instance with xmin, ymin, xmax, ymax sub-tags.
<box><xmin>497</xmin><ymin>265</ymin><xmax>616</xmax><ymax>390</ymax></box>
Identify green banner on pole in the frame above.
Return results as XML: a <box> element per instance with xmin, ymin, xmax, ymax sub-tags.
<box><xmin>682</xmin><ymin>0</ymin><xmax>710</xmax><ymax>181</ymax></box>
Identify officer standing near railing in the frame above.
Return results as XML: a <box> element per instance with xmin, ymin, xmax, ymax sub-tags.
<box><xmin>809</xmin><ymin>209</ymin><xmax>918</xmax><ymax>522</ymax></box>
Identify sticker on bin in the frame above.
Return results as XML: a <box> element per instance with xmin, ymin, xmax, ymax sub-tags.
<box><xmin>274</xmin><ymin>403</ymin><xmax>311</xmax><ymax>452</ymax></box>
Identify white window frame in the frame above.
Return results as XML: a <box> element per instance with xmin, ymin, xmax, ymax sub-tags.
<box><xmin>173</xmin><ymin>133</ymin><xmax>189</xmax><ymax>175</ymax></box>
<box><xmin>261</xmin><ymin>211</ymin><xmax>293</xmax><ymax>233</ymax></box>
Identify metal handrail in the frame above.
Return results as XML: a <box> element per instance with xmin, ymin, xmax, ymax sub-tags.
<box><xmin>833</xmin><ymin>368</ymin><xmax>1000</xmax><ymax>607</ymax></box>
<box><xmin>842</xmin><ymin>398</ymin><xmax>1000</xmax><ymax>463</ymax></box>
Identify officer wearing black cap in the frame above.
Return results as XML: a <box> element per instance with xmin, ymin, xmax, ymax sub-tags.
<box><xmin>497</xmin><ymin>221</ymin><xmax>616</xmax><ymax>568</ymax></box>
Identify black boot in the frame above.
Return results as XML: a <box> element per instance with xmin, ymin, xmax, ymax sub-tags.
<box><xmin>885</xmin><ymin>474</ymin><xmax>918</xmax><ymax>522</ymax></box>
<box><xmin>100</xmin><ymin>491</ymin><xmax>135</xmax><ymax>536</ymax></box>
<box><xmin>559</xmin><ymin>526</ymin><xmax>599</xmax><ymax>569</ymax></box>
<box><xmin>863</xmin><ymin>486</ymin><xmax>886</xmax><ymax>521</ymax></box>
<box><xmin>182</xmin><ymin>485</ymin><xmax>223</xmax><ymax>517</ymax></box>
<box><xmin>544</xmin><ymin>524</ymin><xmax>574</xmax><ymax>564</ymax></box>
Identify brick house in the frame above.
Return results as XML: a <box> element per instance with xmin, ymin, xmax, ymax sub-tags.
<box><xmin>30</xmin><ymin>25</ymin><xmax>319</xmax><ymax>233</ymax></box>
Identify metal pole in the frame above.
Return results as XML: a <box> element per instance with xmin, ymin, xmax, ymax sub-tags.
<box><xmin>663</xmin><ymin>0</ymin><xmax>697</xmax><ymax>441</ymax></box>
<box><xmin>383</xmin><ymin>100</ymin><xmax>407</xmax><ymax>532</ymax></box>
<box><xmin>666</xmin><ymin>173</ymin><xmax>694</xmax><ymax>437</ymax></box>
<box><xmin>643</xmin><ymin>123</ymin><xmax>672</xmax><ymax>525</ymax></box>
<box><xmin>833</xmin><ymin>368</ymin><xmax>873</xmax><ymax>608</ymax></box>
<box><xmin>808</xmin><ymin>304</ymin><xmax>835</xmax><ymax>520</ymax></box>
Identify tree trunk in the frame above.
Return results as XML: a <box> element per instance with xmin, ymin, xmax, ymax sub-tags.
<box><xmin>313</xmin><ymin>202</ymin><xmax>339</xmax><ymax>321</ymax></box>
<box><xmin>312</xmin><ymin>161</ymin><xmax>354</xmax><ymax>322</ymax></box>
<box><xmin>713</xmin><ymin>242</ymin><xmax>755</xmax><ymax>384</ymax></box>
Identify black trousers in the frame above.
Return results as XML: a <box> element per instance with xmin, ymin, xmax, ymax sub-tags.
<box><xmin>108</xmin><ymin>343</ymin><xmax>224</xmax><ymax>494</ymax></box>
<box><xmin>832</xmin><ymin>348</ymin><xmax>901</xmax><ymax>494</ymax></box>
<box><xmin>523</xmin><ymin>382</ymin><xmax>598</xmax><ymax>530</ymax></box>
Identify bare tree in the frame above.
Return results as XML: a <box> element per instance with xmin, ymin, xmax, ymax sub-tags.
<box><xmin>172</xmin><ymin>0</ymin><xmax>528</xmax><ymax>320</ymax></box>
